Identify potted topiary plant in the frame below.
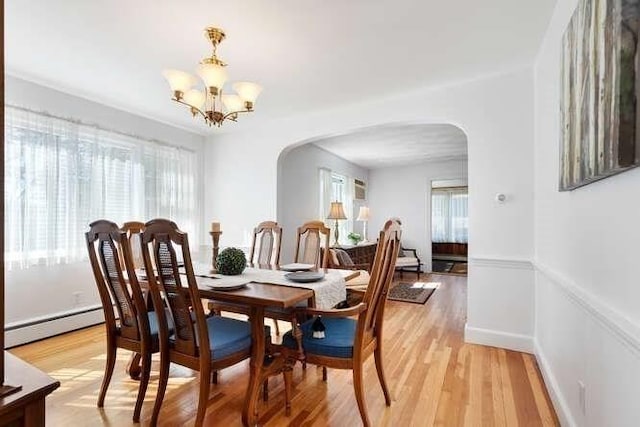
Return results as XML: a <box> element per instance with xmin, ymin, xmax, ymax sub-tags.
<box><xmin>347</xmin><ymin>232</ymin><xmax>362</xmax><ymax>246</ymax></box>
<box><xmin>216</xmin><ymin>247</ymin><xmax>247</xmax><ymax>275</ymax></box>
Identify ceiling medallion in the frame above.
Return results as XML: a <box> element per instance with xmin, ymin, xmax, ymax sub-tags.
<box><xmin>162</xmin><ymin>27</ymin><xmax>262</xmax><ymax>127</ymax></box>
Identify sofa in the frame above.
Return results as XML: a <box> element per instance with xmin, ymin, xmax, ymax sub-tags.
<box><xmin>325</xmin><ymin>248</ymin><xmax>371</xmax><ymax>305</ymax></box>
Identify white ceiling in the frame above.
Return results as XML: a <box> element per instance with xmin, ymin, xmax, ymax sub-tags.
<box><xmin>5</xmin><ymin>0</ymin><xmax>556</xmax><ymax>135</ymax></box>
<box><xmin>313</xmin><ymin>123</ymin><xmax>468</xmax><ymax>169</ymax></box>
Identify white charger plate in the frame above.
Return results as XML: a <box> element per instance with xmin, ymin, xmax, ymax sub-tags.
<box><xmin>285</xmin><ymin>271</ymin><xmax>325</xmax><ymax>283</ymax></box>
<box><xmin>280</xmin><ymin>263</ymin><xmax>315</xmax><ymax>272</ymax></box>
<box><xmin>208</xmin><ymin>283</ymin><xmax>248</xmax><ymax>291</ymax></box>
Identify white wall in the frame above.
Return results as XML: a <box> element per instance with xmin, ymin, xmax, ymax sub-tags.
<box><xmin>204</xmin><ymin>67</ymin><xmax>536</xmax><ymax>352</ymax></box>
<box><xmin>277</xmin><ymin>144</ymin><xmax>369</xmax><ymax>263</ymax></box>
<box><xmin>4</xmin><ymin>76</ymin><xmax>205</xmax><ymax>346</ymax></box>
<box><xmin>533</xmin><ymin>0</ymin><xmax>640</xmax><ymax>425</ymax></box>
<box><xmin>367</xmin><ymin>159</ymin><xmax>468</xmax><ymax>272</ymax></box>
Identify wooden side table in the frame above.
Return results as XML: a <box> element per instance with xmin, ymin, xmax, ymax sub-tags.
<box><xmin>0</xmin><ymin>352</ymin><xmax>59</xmax><ymax>426</ymax></box>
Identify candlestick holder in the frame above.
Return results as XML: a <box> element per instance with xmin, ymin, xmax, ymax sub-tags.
<box><xmin>210</xmin><ymin>231</ymin><xmax>222</xmax><ymax>273</ymax></box>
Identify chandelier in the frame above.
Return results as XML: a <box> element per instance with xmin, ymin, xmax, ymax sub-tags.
<box><xmin>162</xmin><ymin>27</ymin><xmax>262</xmax><ymax>127</ymax></box>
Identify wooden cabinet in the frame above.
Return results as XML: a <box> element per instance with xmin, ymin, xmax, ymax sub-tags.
<box><xmin>337</xmin><ymin>243</ymin><xmax>377</xmax><ymax>266</ymax></box>
<box><xmin>432</xmin><ymin>243</ymin><xmax>468</xmax><ymax>257</ymax></box>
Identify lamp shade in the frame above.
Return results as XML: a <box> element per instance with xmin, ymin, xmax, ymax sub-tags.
<box><xmin>327</xmin><ymin>202</ymin><xmax>347</xmax><ymax>220</ymax></box>
<box><xmin>162</xmin><ymin>69</ymin><xmax>197</xmax><ymax>93</ymax></box>
<box><xmin>233</xmin><ymin>81</ymin><xmax>263</xmax><ymax>103</ymax></box>
<box><xmin>356</xmin><ymin>206</ymin><xmax>370</xmax><ymax>221</ymax></box>
<box><xmin>183</xmin><ymin>89</ymin><xmax>206</xmax><ymax>110</ymax></box>
<box><xmin>197</xmin><ymin>62</ymin><xmax>228</xmax><ymax>90</ymax></box>
<box><xmin>221</xmin><ymin>94</ymin><xmax>244</xmax><ymax>113</ymax></box>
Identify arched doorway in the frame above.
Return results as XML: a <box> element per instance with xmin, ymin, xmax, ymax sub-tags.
<box><xmin>275</xmin><ymin>122</ymin><xmax>469</xmax><ymax>272</ymax></box>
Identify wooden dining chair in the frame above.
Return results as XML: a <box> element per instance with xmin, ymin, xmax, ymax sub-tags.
<box><xmin>118</xmin><ymin>221</ymin><xmax>156</xmax><ymax>379</ymax></box>
<box><xmin>209</xmin><ymin>221</ymin><xmax>283</xmax><ymax>334</ymax></box>
<box><xmin>120</xmin><ymin>221</ymin><xmax>145</xmax><ymax>270</ymax></box>
<box><xmin>294</xmin><ymin>220</ymin><xmax>330</xmax><ymax>269</ymax></box>
<box><xmin>249</xmin><ymin>221</ymin><xmax>282</xmax><ymax>267</ymax></box>
<box><xmin>259</xmin><ymin>220</ymin><xmax>331</xmax><ymax>339</ymax></box>
<box><xmin>138</xmin><ymin>218</ymin><xmax>257</xmax><ymax>426</ymax></box>
<box><xmin>85</xmin><ymin>220</ymin><xmax>156</xmax><ymax>423</ymax></box>
<box><xmin>282</xmin><ymin>218</ymin><xmax>402</xmax><ymax>427</ymax></box>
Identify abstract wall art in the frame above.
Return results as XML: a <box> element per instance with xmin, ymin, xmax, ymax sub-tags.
<box><xmin>560</xmin><ymin>0</ymin><xmax>640</xmax><ymax>190</ymax></box>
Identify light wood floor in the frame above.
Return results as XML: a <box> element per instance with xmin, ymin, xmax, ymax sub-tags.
<box><xmin>10</xmin><ymin>274</ymin><xmax>558</xmax><ymax>426</ymax></box>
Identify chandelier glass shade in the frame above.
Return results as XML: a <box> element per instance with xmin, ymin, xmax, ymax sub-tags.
<box><xmin>162</xmin><ymin>27</ymin><xmax>262</xmax><ymax>127</ymax></box>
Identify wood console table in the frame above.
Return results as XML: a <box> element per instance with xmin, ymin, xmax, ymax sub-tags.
<box><xmin>0</xmin><ymin>352</ymin><xmax>59</xmax><ymax>426</ymax></box>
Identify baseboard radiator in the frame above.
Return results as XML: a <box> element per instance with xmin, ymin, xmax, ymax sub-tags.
<box><xmin>5</xmin><ymin>305</ymin><xmax>105</xmax><ymax>348</ymax></box>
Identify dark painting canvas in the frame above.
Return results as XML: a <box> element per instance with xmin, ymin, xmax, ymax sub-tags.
<box><xmin>560</xmin><ymin>0</ymin><xmax>640</xmax><ymax>190</ymax></box>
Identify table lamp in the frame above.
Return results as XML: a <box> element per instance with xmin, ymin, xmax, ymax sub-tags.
<box><xmin>327</xmin><ymin>201</ymin><xmax>347</xmax><ymax>246</ymax></box>
<box><xmin>356</xmin><ymin>206</ymin><xmax>370</xmax><ymax>243</ymax></box>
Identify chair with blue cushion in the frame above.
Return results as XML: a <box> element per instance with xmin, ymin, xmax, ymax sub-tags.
<box><xmin>119</xmin><ymin>221</ymin><xmax>146</xmax><ymax>272</ymax></box>
<box><xmin>282</xmin><ymin>218</ymin><xmax>402</xmax><ymax>427</ymax></box>
<box><xmin>293</xmin><ymin>220</ymin><xmax>330</xmax><ymax>269</ymax></box>
<box><xmin>85</xmin><ymin>220</ymin><xmax>157</xmax><ymax>423</ymax></box>
<box><xmin>208</xmin><ymin>220</ymin><xmax>284</xmax><ymax>332</ymax></box>
<box><xmin>119</xmin><ymin>221</ymin><xmax>157</xmax><ymax>379</ymax></box>
<box><xmin>263</xmin><ymin>220</ymin><xmax>330</xmax><ymax>336</ymax></box>
<box><xmin>139</xmin><ymin>219</ymin><xmax>279</xmax><ymax>426</ymax></box>
<box><xmin>249</xmin><ymin>220</ymin><xmax>283</xmax><ymax>267</ymax></box>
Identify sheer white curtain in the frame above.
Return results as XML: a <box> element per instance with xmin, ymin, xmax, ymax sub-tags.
<box><xmin>431</xmin><ymin>187</ymin><xmax>468</xmax><ymax>243</ymax></box>
<box><xmin>318</xmin><ymin>167</ymin><xmax>332</xmax><ymax>221</ymax></box>
<box><xmin>141</xmin><ymin>144</ymin><xmax>197</xmax><ymax>237</ymax></box>
<box><xmin>431</xmin><ymin>191</ymin><xmax>450</xmax><ymax>243</ymax></box>
<box><xmin>4</xmin><ymin>106</ymin><xmax>198</xmax><ymax>270</ymax></box>
<box><xmin>343</xmin><ymin>176</ymin><xmax>354</xmax><ymax>238</ymax></box>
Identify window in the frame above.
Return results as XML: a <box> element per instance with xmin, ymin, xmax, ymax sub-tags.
<box><xmin>431</xmin><ymin>187</ymin><xmax>468</xmax><ymax>243</ymax></box>
<box><xmin>318</xmin><ymin>168</ymin><xmax>353</xmax><ymax>245</ymax></box>
<box><xmin>331</xmin><ymin>173</ymin><xmax>346</xmax><ymax>204</ymax></box>
<box><xmin>4</xmin><ymin>106</ymin><xmax>198</xmax><ymax>270</ymax></box>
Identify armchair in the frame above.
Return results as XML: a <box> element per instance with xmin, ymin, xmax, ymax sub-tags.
<box><xmin>138</xmin><ymin>219</ymin><xmax>264</xmax><ymax>426</ymax></box>
<box><xmin>282</xmin><ymin>219</ymin><xmax>402</xmax><ymax>427</ymax></box>
<box><xmin>325</xmin><ymin>248</ymin><xmax>371</xmax><ymax>305</ymax></box>
<box><xmin>395</xmin><ymin>246</ymin><xmax>422</xmax><ymax>279</ymax></box>
<box><xmin>326</xmin><ymin>247</ymin><xmax>370</xmax><ymax>271</ymax></box>
<box><xmin>85</xmin><ymin>220</ymin><xmax>155</xmax><ymax>423</ymax></box>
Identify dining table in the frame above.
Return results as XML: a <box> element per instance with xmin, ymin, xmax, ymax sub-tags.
<box><xmin>194</xmin><ymin>266</ymin><xmax>359</xmax><ymax>426</ymax></box>
<box><xmin>130</xmin><ymin>264</ymin><xmax>360</xmax><ymax>426</ymax></box>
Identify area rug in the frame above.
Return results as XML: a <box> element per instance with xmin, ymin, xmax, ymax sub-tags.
<box><xmin>432</xmin><ymin>260</ymin><xmax>454</xmax><ymax>273</ymax></box>
<box><xmin>450</xmin><ymin>262</ymin><xmax>468</xmax><ymax>275</ymax></box>
<box><xmin>388</xmin><ymin>282</ymin><xmax>439</xmax><ymax>304</ymax></box>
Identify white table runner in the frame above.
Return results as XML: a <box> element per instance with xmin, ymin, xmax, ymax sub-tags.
<box><xmin>192</xmin><ymin>265</ymin><xmax>347</xmax><ymax>309</ymax></box>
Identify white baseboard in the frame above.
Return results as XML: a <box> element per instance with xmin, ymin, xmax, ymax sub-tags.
<box><xmin>464</xmin><ymin>324</ymin><xmax>534</xmax><ymax>353</ymax></box>
<box><xmin>534</xmin><ymin>340</ymin><xmax>577</xmax><ymax>427</ymax></box>
<box><xmin>5</xmin><ymin>305</ymin><xmax>105</xmax><ymax>348</ymax></box>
